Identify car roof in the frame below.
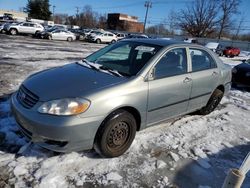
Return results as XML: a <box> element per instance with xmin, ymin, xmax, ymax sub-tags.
<box><xmin>122</xmin><ymin>38</ymin><xmax>187</xmax><ymax>47</ymax></box>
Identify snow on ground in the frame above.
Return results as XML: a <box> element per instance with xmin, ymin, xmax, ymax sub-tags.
<box><xmin>0</xmin><ymin>34</ymin><xmax>250</xmax><ymax>188</ymax></box>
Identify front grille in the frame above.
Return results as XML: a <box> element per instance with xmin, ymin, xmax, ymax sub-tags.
<box><xmin>17</xmin><ymin>85</ymin><xmax>39</xmax><ymax>109</ymax></box>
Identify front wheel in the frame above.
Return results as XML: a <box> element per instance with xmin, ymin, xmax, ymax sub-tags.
<box><xmin>10</xmin><ymin>29</ymin><xmax>17</xmax><ymax>35</ymax></box>
<box><xmin>94</xmin><ymin>110</ymin><xmax>136</xmax><ymax>158</ymax></box>
<box><xmin>199</xmin><ymin>89</ymin><xmax>224</xmax><ymax>115</ymax></box>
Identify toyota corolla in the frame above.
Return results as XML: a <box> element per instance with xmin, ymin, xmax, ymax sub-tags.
<box><xmin>11</xmin><ymin>39</ymin><xmax>232</xmax><ymax>157</ymax></box>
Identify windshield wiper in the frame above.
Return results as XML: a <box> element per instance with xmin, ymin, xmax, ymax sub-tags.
<box><xmin>80</xmin><ymin>59</ymin><xmax>100</xmax><ymax>71</ymax></box>
<box><xmin>99</xmin><ymin>66</ymin><xmax>124</xmax><ymax>77</ymax></box>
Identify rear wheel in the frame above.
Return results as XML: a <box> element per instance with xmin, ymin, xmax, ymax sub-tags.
<box><xmin>10</xmin><ymin>29</ymin><xmax>17</xmax><ymax>35</ymax></box>
<box><xmin>111</xmin><ymin>40</ymin><xmax>116</xmax><ymax>44</ymax></box>
<box><xmin>67</xmin><ymin>37</ymin><xmax>73</xmax><ymax>42</ymax></box>
<box><xmin>94</xmin><ymin>110</ymin><xmax>136</xmax><ymax>158</ymax></box>
<box><xmin>199</xmin><ymin>89</ymin><xmax>224</xmax><ymax>115</ymax></box>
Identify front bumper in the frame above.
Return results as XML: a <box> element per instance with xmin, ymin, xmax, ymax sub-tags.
<box><xmin>11</xmin><ymin>93</ymin><xmax>104</xmax><ymax>152</ymax></box>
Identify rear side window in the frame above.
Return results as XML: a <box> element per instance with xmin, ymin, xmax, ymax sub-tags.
<box><xmin>154</xmin><ymin>48</ymin><xmax>188</xmax><ymax>79</ymax></box>
<box><xmin>190</xmin><ymin>48</ymin><xmax>217</xmax><ymax>72</ymax></box>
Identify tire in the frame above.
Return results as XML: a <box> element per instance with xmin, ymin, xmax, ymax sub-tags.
<box><xmin>67</xmin><ymin>37</ymin><xmax>73</xmax><ymax>42</ymax></box>
<box><xmin>96</xmin><ymin>39</ymin><xmax>101</xmax><ymax>44</ymax></box>
<box><xmin>111</xmin><ymin>40</ymin><xmax>116</xmax><ymax>44</ymax></box>
<box><xmin>10</xmin><ymin>28</ymin><xmax>17</xmax><ymax>35</ymax></box>
<box><xmin>199</xmin><ymin>89</ymin><xmax>224</xmax><ymax>115</ymax></box>
<box><xmin>94</xmin><ymin>110</ymin><xmax>137</xmax><ymax>158</ymax></box>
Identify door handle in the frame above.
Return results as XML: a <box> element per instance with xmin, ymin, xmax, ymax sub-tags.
<box><xmin>183</xmin><ymin>77</ymin><xmax>192</xmax><ymax>83</ymax></box>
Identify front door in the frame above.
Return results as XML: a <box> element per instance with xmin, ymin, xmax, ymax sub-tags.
<box><xmin>147</xmin><ymin>47</ymin><xmax>192</xmax><ymax>125</ymax></box>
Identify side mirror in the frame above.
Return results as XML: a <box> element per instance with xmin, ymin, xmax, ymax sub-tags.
<box><xmin>146</xmin><ymin>67</ymin><xmax>156</xmax><ymax>81</ymax></box>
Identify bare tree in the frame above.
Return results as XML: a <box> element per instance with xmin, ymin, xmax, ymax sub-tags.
<box><xmin>146</xmin><ymin>23</ymin><xmax>170</xmax><ymax>35</ymax></box>
<box><xmin>167</xmin><ymin>10</ymin><xmax>179</xmax><ymax>35</ymax></box>
<box><xmin>78</xmin><ymin>5</ymin><xmax>98</xmax><ymax>28</ymax></box>
<box><xmin>54</xmin><ymin>13</ymin><xmax>68</xmax><ymax>24</ymax></box>
<box><xmin>177</xmin><ymin>0</ymin><xmax>219</xmax><ymax>37</ymax></box>
<box><xmin>218</xmin><ymin>0</ymin><xmax>241</xmax><ymax>39</ymax></box>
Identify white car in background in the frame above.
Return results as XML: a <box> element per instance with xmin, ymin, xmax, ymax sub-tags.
<box><xmin>89</xmin><ymin>31</ymin><xmax>117</xmax><ymax>44</ymax></box>
<box><xmin>115</xmin><ymin>33</ymin><xmax>127</xmax><ymax>40</ymax></box>
<box><xmin>48</xmin><ymin>29</ymin><xmax>76</xmax><ymax>41</ymax></box>
<box><xmin>6</xmin><ymin>22</ymin><xmax>44</xmax><ymax>35</ymax></box>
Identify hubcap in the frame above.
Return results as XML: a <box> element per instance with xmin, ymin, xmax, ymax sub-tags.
<box><xmin>107</xmin><ymin>122</ymin><xmax>129</xmax><ymax>148</ymax></box>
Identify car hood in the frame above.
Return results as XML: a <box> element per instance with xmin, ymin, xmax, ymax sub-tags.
<box><xmin>23</xmin><ymin>63</ymin><xmax>127</xmax><ymax>101</ymax></box>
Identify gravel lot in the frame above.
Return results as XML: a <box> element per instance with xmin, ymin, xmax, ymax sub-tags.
<box><xmin>0</xmin><ymin>34</ymin><xmax>249</xmax><ymax>188</ymax></box>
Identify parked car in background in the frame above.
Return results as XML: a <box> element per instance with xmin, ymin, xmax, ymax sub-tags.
<box><xmin>89</xmin><ymin>31</ymin><xmax>117</xmax><ymax>44</ymax></box>
<box><xmin>2</xmin><ymin>21</ymin><xmax>18</xmax><ymax>33</ymax></box>
<box><xmin>205</xmin><ymin>42</ymin><xmax>224</xmax><ymax>56</ymax></box>
<box><xmin>11</xmin><ymin>39</ymin><xmax>231</xmax><ymax>157</ymax></box>
<box><xmin>223</xmin><ymin>46</ymin><xmax>240</xmax><ymax>57</ymax></box>
<box><xmin>125</xmin><ymin>34</ymin><xmax>148</xmax><ymax>39</ymax></box>
<box><xmin>85</xmin><ymin>30</ymin><xmax>105</xmax><ymax>41</ymax></box>
<box><xmin>232</xmin><ymin>59</ymin><xmax>250</xmax><ymax>88</ymax></box>
<box><xmin>68</xmin><ymin>29</ymin><xmax>85</xmax><ymax>40</ymax></box>
<box><xmin>6</xmin><ymin>22</ymin><xmax>44</xmax><ymax>35</ymax></box>
<box><xmin>47</xmin><ymin>29</ymin><xmax>76</xmax><ymax>41</ymax></box>
<box><xmin>36</xmin><ymin>25</ymin><xmax>66</xmax><ymax>39</ymax></box>
<box><xmin>115</xmin><ymin>33</ymin><xmax>127</xmax><ymax>40</ymax></box>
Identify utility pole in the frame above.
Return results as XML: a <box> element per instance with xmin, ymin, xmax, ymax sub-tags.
<box><xmin>53</xmin><ymin>5</ymin><xmax>56</xmax><ymax>22</ymax></box>
<box><xmin>75</xmin><ymin>6</ymin><xmax>80</xmax><ymax>26</ymax></box>
<box><xmin>143</xmin><ymin>1</ymin><xmax>152</xmax><ymax>33</ymax></box>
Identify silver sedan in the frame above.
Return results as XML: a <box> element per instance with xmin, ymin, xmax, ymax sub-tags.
<box><xmin>11</xmin><ymin>39</ymin><xmax>232</xmax><ymax>157</ymax></box>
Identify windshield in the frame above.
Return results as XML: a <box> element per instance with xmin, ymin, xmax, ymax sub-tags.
<box><xmin>85</xmin><ymin>41</ymin><xmax>162</xmax><ymax>76</ymax></box>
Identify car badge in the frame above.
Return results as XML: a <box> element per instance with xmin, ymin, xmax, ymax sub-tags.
<box><xmin>20</xmin><ymin>92</ymin><xmax>26</xmax><ymax>100</ymax></box>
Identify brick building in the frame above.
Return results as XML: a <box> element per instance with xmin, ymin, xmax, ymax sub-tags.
<box><xmin>107</xmin><ymin>13</ymin><xmax>143</xmax><ymax>33</ymax></box>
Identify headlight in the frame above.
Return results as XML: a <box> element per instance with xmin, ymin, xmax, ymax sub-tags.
<box><xmin>232</xmin><ymin>67</ymin><xmax>237</xmax><ymax>74</ymax></box>
<box><xmin>246</xmin><ymin>72</ymin><xmax>250</xmax><ymax>77</ymax></box>
<box><xmin>38</xmin><ymin>98</ymin><xmax>90</xmax><ymax>115</ymax></box>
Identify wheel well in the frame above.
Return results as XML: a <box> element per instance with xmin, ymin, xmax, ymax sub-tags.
<box><xmin>216</xmin><ymin>85</ymin><xmax>225</xmax><ymax>93</ymax></box>
<box><xmin>108</xmin><ymin>107</ymin><xmax>141</xmax><ymax>131</ymax></box>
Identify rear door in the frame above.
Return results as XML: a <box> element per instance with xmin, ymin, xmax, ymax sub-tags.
<box><xmin>147</xmin><ymin>47</ymin><xmax>192</xmax><ymax>125</ymax></box>
<box><xmin>187</xmin><ymin>48</ymin><xmax>219</xmax><ymax>111</ymax></box>
<box><xmin>51</xmin><ymin>30</ymin><xmax>61</xmax><ymax>40</ymax></box>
